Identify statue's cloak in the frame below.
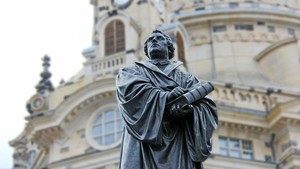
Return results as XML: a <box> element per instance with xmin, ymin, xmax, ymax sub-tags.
<box><xmin>116</xmin><ymin>61</ymin><xmax>218</xmax><ymax>169</ymax></box>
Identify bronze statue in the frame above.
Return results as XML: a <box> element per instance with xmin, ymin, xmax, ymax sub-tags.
<box><xmin>116</xmin><ymin>30</ymin><xmax>218</xmax><ymax>169</ymax></box>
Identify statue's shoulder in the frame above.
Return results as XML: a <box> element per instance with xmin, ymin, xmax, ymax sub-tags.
<box><xmin>118</xmin><ymin>62</ymin><xmax>144</xmax><ymax>75</ymax></box>
<box><xmin>171</xmin><ymin>61</ymin><xmax>189</xmax><ymax>74</ymax></box>
<box><xmin>172</xmin><ymin>64</ymin><xmax>200</xmax><ymax>83</ymax></box>
<box><xmin>121</xmin><ymin>62</ymin><xmax>139</xmax><ymax>71</ymax></box>
<box><xmin>135</xmin><ymin>60</ymin><xmax>149</xmax><ymax>67</ymax></box>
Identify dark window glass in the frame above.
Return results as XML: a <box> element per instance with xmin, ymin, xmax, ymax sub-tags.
<box><xmin>265</xmin><ymin>155</ymin><xmax>272</xmax><ymax>162</ymax></box>
<box><xmin>235</xmin><ymin>24</ymin><xmax>254</xmax><ymax>31</ymax></box>
<box><xmin>267</xmin><ymin>25</ymin><xmax>275</xmax><ymax>32</ymax></box>
<box><xmin>288</xmin><ymin>28</ymin><xmax>295</xmax><ymax>35</ymax></box>
<box><xmin>27</xmin><ymin>151</ymin><xmax>37</xmax><ymax>166</ymax></box>
<box><xmin>213</xmin><ymin>25</ymin><xmax>227</xmax><ymax>32</ymax></box>
<box><xmin>230</xmin><ymin>2</ymin><xmax>239</xmax><ymax>7</ymax></box>
<box><xmin>242</xmin><ymin>151</ymin><xmax>253</xmax><ymax>160</ymax></box>
<box><xmin>242</xmin><ymin>140</ymin><xmax>252</xmax><ymax>150</ymax></box>
<box><xmin>105</xmin><ymin>20</ymin><xmax>125</xmax><ymax>55</ymax></box>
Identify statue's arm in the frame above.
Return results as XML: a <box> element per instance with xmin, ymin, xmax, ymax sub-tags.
<box><xmin>116</xmin><ymin>66</ymin><xmax>169</xmax><ymax>145</ymax></box>
<box><xmin>184</xmin><ymin>97</ymin><xmax>218</xmax><ymax>162</ymax></box>
<box><xmin>167</xmin><ymin>71</ymin><xmax>218</xmax><ymax>161</ymax></box>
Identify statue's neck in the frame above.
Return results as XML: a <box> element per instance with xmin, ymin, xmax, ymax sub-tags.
<box><xmin>149</xmin><ymin>54</ymin><xmax>169</xmax><ymax>63</ymax></box>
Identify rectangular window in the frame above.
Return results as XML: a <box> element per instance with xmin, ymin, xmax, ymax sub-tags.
<box><xmin>265</xmin><ymin>155</ymin><xmax>272</xmax><ymax>162</ymax></box>
<box><xmin>267</xmin><ymin>25</ymin><xmax>275</xmax><ymax>32</ymax></box>
<box><xmin>235</xmin><ymin>24</ymin><xmax>254</xmax><ymax>31</ymax></box>
<box><xmin>245</xmin><ymin>0</ymin><xmax>254</xmax><ymax>3</ymax></box>
<box><xmin>230</xmin><ymin>138</ymin><xmax>241</xmax><ymax>158</ymax></box>
<box><xmin>242</xmin><ymin>140</ymin><xmax>252</xmax><ymax>150</ymax></box>
<box><xmin>257</xmin><ymin>21</ymin><xmax>265</xmax><ymax>26</ymax></box>
<box><xmin>219</xmin><ymin>136</ymin><xmax>229</xmax><ymax>156</ymax></box>
<box><xmin>196</xmin><ymin>7</ymin><xmax>205</xmax><ymax>11</ymax></box>
<box><xmin>242</xmin><ymin>151</ymin><xmax>253</xmax><ymax>160</ymax></box>
<box><xmin>213</xmin><ymin>25</ymin><xmax>227</xmax><ymax>32</ymax></box>
<box><xmin>288</xmin><ymin>28</ymin><xmax>295</xmax><ymax>35</ymax></box>
<box><xmin>219</xmin><ymin>136</ymin><xmax>254</xmax><ymax>160</ymax></box>
<box><xmin>229</xmin><ymin>2</ymin><xmax>239</xmax><ymax>8</ymax></box>
<box><xmin>265</xmin><ymin>142</ymin><xmax>271</xmax><ymax>148</ymax></box>
<box><xmin>105</xmin><ymin>20</ymin><xmax>125</xmax><ymax>56</ymax></box>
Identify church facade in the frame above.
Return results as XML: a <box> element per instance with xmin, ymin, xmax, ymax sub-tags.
<box><xmin>10</xmin><ymin>0</ymin><xmax>300</xmax><ymax>169</ymax></box>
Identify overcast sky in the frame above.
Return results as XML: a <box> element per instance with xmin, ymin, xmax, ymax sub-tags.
<box><xmin>0</xmin><ymin>0</ymin><xmax>93</xmax><ymax>168</ymax></box>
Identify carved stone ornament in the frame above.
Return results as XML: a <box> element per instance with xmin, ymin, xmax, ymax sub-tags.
<box><xmin>111</xmin><ymin>0</ymin><xmax>132</xmax><ymax>9</ymax></box>
<box><xmin>27</xmin><ymin>94</ymin><xmax>47</xmax><ymax>114</ymax></box>
<box><xmin>10</xmin><ymin>137</ymin><xmax>28</xmax><ymax>168</ymax></box>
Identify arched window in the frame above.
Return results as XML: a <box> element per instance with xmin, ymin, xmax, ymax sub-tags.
<box><xmin>27</xmin><ymin>150</ymin><xmax>37</xmax><ymax>167</ymax></box>
<box><xmin>92</xmin><ymin>108</ymin><xmax>123</xmax><ymax>146</ymax></box>
<box><xmin>105</xmin><ymin>20</ymin><xmax>125</xmax><ymax>56</ymax></box>
<box><xmin>176</xmin><ymin>32</ymin><xmax>186</xmax><ymax>66</ymax></box>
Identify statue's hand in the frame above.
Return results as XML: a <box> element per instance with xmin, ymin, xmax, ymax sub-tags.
<box><xmin>170</xmin><ymin>104</ymin><xmax>194</xmax><ymax>117</ymax></box>
<box><xmin>167</xmin><ymin>86</ymin><xmax>188</xmax><ymax>101</ymax></box>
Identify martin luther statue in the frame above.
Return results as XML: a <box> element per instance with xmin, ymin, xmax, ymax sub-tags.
<box><xmin>116</xmin><ymin>30</ymin><xmax>218</xmax><ymax>169</ymax></box>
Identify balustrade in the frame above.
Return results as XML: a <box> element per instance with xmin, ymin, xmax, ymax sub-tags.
<box><xmin>90</xmin><ymin>52</ymin><xmax>127</xmax><ymax>77</ymax></box>
<box><xmin>212</xmin><ymin>84</ymin><xmax>273</xmax><ymax>113</ymax></box>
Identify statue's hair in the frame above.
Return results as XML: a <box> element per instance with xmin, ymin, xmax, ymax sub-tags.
<box><xmin>144</xmin><ymin>30</ymin><xmax>175</xmax><ymax>59</ymax></box>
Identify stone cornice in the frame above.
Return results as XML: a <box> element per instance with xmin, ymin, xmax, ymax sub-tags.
<box><xmin>212</xmin><ymin>81</ymin><xmax>300</xmax><ymax>132</ymax></box>
<box><xmin>60</xmin><ymin>91</ymin><xmax>115</xmax><ymax>128</ymax></box>
<box><xmin>207</xmin><ymin>154</ymin><xmax>276</xmax><ymax>168</ymax></box>
<box><xmin>28</xmin><ymin>90</ymin><xmax>117</xmax><ymax>149</ymax></box>
<box><xmin>219</xmin><ymin>120</ymin><xmax>269</xmax><ymax>133</ymax></box>
<box><xmin>31</xmin><ymin>126</ymin><xmax>63</xmax><ymax>150</ymax></box>
<box><xmin>175</xmin><ymin>6</ymin><xmax>300</xmax><ymax>25</ymax></box>
<box><xmin>277</xmin><ymin>147</ymin><xmax>300</xmax><ymax>167</ymax></box>
<box><xmin>28</xmin><ymin>78</ymin><xmax>116</xmax><ymax>132</ymax></box>
<box><xmin>267</xmin><ymin>98</ymin><xmax>300</xmax><ymax>131</ymax></box>
<box><xmin>211</xmin><ymin>81</ymin><xmax>272</xmax><ymax>113</ymax></box>
<box><xmin>48</xmin><ymin>147</ymin><xmax>120</xmax><ymax>168</ymax></box>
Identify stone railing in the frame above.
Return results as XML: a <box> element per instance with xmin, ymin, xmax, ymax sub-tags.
<box><xmin>211</xmin><ymin>82</ymin><xmax>272</xmax><ymax>115</ymax></box>
<box><xmin>86</xmin><ymin>51</ymin><xmax>138</xmax><ymax>79</ymax></box>
<box><xmin>91</xmin><ymin>52</ymin><xmax>126</xmax><ymax>76</ymax></box>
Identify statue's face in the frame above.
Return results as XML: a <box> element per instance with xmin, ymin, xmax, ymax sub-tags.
<box><xmin>146</xmin><ymin>32</ymin><xmax>169</xmax><ymax>60</ymax></box>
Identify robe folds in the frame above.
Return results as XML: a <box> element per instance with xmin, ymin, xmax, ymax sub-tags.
<box><xmin>116</xmin><ymin>60</ymin><xmax>218</xmax><ymax>169</ymax></box>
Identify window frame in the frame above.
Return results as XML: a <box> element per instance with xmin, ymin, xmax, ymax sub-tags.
<box><xmin>104</xmin><ymin>20</ymin><xmax>126</xmax><ymax>56</ymax></box>
<box><xmin>92</xmin><ymin>109</ymin><xmax>123</xmax><ymax>145</ymax></box>
<box><xmin>219</xmin><ymin>136</ymin><xmax>254</xmax><ymax>160</ymax></box>
<box><xmin>176</xmin><ymin>32</ymin><xmax>186</xmax><ymax>67</ymax></box>
<box><xmin>288</xmin><ymin>28</ymin><xmax>295</xmax><ymax>36</ymax></box>
<box><xmin>267</xmin><ymin>25</ymin><xmax>275</xmax><ymax>33</ymax></box>
<box><xmin>235</xmin><ymin>24</ymin><xmax>254</xmax><ymax>31</ymax></box>
<box><xmin>27</xmin><ymin>150</ymin><xmax>37</xmax><ymax>167</ymax></box>
<box><xmin>86</xmin><ymin>103</ymin><xmax>123</xmax><ymax>151</ymax></box>
<box><xmin>213</xmin><ymin>25</ymin><xmax>227</xmax><ymax>33</ymax></box>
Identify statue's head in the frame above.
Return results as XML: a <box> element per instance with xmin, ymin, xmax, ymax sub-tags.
<box><xmin>144</xmin><ymin>30</ymin><xmax>175</xmax><ymax>60</ymax></box>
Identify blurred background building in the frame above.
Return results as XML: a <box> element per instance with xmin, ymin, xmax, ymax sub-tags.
<box><xmin>9</xmin><ymin>0</ymin><xmax>300</xmax><ymax>168</ymax></box>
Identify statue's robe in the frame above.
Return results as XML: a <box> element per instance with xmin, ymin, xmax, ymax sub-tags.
<box><xmin>116</xmin><ymin>61</ymin><xmax>218</xmax><ymax>169</ymax></box>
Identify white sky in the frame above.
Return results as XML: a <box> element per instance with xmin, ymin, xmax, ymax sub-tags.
<box><xmin>0</xmin><ymin>0</ymin><xmax>93</xmax><ymax>168</ymax></box>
